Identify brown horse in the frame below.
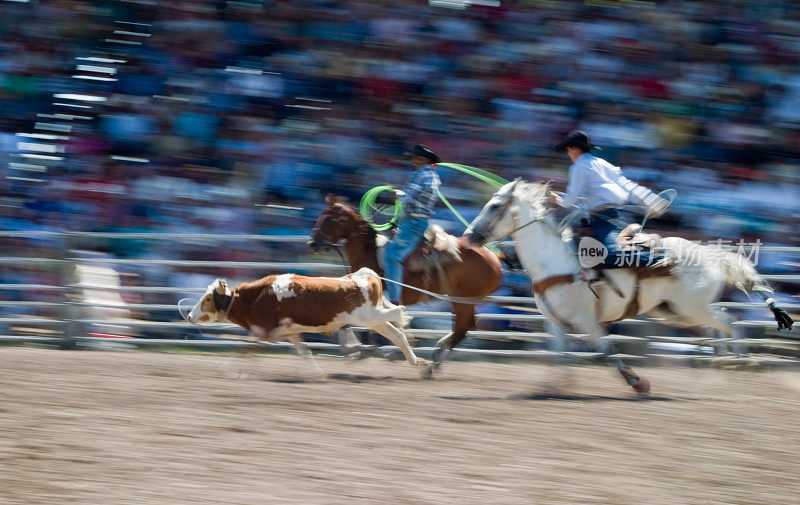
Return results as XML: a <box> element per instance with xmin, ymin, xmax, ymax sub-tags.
<box><xmin>309</xmin><ymin>196</ymin><xmax>503</xmax><ymax>372</ymax></box>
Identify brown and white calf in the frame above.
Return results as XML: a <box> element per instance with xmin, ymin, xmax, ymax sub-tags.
<box><xmin>187</xmin><ymin>267</ymin><xmax>427</xmax><ymax>378</ymax></box>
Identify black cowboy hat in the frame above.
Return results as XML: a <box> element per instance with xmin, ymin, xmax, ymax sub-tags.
<box><xmin>554</xmin><ymin>130</ymin><xmax>600</xmax><ymax>152</ymax></box>
<box><xmin>404</xmin><ymin>144</ymin><xmax>440</xmax><ymax>164</ymax></box>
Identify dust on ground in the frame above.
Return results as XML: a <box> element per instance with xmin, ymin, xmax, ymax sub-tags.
<box><xmin>1</xmin><ymin>347</ymin><xmax>798</xmax><ymax>505</ymax></box>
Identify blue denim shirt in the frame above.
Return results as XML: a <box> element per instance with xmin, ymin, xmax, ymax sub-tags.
<box><xmin>399</xmin><ymin>164</ymin><xmax>441</xmax><ymax>217</ymax></box>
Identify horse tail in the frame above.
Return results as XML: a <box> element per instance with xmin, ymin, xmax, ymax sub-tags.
<box><xmin>718</xmin><ymin>249</ymin><xmax>770</xmax><ymax>294</ymax></box>
<box><xmin>719</xmin><ymin>250</ymin><xmax>794</xmax><ymax>331</ymax></box>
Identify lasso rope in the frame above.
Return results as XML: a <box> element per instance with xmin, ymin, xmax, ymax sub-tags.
<box><xmin>436</xmin><ymin>162</ymin><xmax>509</xmax><ymax>189</ymax></box>
<box><xmin>359</xmin><ymin>185</ymin><xmax>403</xmax><ymax>231</ymax></box>
<box><xmin>359</xmin><ymin>163</ymin><xmax>509</xmax><ymax>234</ymax></box>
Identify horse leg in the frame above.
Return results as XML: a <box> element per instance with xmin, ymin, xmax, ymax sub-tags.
<box><xmin>660</xmin><ymin>303</ymin><xmax>737</xmax><ymax>356</ymax></box>
<box><xmin>287</xmin><ymin>334</ymin><xmax>326</xmax><ymax>381</ymax></box>
<box><xmin>431</xmin><ymin>303</ymin><xmax>475</xmax><ymax>368</ymax></box>
<box><xmin>538</xmin><ymin>319</ymin><xmax>575</xmax><ymax>393</ymax></box>
<box><xmin>586</xmin><ymin>325</ymin><xmax>651</xmax><ymax>394</ymax></box>
<box><xmin>371</xmin><ymin>322</ymin><xmax>428</xmax><ymax>368</ymax></box>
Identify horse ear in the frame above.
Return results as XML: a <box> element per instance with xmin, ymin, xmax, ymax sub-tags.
<box><xmin>325</xmin><ymin>194</ymin><xmax>336</xmax><ymax>204</ymax></box>
<box><xmin>215</xmin><ymin>279</ymin><xmax>227</xmax><ymax>294</ymax></box>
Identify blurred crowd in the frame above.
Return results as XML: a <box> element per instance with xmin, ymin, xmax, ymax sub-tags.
<box><xmin>1</xmin><ymin>0</ymin><xmax>799</xmax><ymax>323</ymax></box>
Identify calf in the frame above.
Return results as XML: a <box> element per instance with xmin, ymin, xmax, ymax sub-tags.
<box><xmin>187</xmin><ymin>267</ymin><xmax>427</xmax><ymax>378</ymax></box>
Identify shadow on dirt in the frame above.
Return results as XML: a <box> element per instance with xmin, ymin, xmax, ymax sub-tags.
<box><xmin>267</xmin><ymin>373</ymin><xmax>431</xmax><ymax>384</ymax></box>
<box><xmin>441</xmin><ymin>393</ymin><xmax>681</xmax><ymax>402</ymax></box>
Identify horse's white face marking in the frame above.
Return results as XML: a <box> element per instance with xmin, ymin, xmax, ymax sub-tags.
<box><xmin>272</xmin><ymin>274</ymin><xmax>296</xmax><ymax>301</ymax></box>
<box><xmin>466</xmin><ymin>181</ymin><xmax>518</xmax><ymax>244</ymax></box>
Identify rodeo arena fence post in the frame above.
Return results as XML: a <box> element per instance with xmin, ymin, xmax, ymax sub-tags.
<box><xmin>1</xmin><ymin>230</ymin><xmax>799</xmax><ymax>367</ymax></box>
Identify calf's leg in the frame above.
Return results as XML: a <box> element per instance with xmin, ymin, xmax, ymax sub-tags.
<box><xmin>370</xmin><ymin>322</ymin><xmax>428</xmax><ymax>368</ymax></box>
<box><xmin>287</xmin><ymin>334</ymin><xmax>325</xmax><ymax>381</ymax></box>
<box><xmin>218</xmin><ymin>340</ymin><xmax>262</xmax><ymax>380</ymax></box>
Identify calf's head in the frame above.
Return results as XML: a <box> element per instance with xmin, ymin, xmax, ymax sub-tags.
<box><xmin>187</xmin><ymin>278</ymin><xmax>233</xmax><ymax>324</ymax></box>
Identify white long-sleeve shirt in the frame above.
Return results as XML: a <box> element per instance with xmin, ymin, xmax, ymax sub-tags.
<box><xmin>555</xmin><ymin>153</ymin><xmax>657</xmax><ymax>213</ymax></box>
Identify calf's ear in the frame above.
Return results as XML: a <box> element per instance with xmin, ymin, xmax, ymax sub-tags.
<box><xmin>215</xmin><ymin>279</ymin><xmax>228</xmax><ymax>294</ymax></box>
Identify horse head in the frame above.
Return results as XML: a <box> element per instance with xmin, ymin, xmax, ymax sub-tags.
<box><xmin>308</xmin><ymin>195</ymin><xmax>363</xmax><ymax>252</ymax></box>
<box><xmin>464</xmin><ymin>179</ymin><xmax>551</xmax><ymax>246</ymax></box>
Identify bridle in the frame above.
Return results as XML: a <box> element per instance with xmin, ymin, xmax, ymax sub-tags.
<box><xmin>474</xmin><ymin>189</ymin><xmax>543</xmax><ymax>244</ymax></box>
<box><xmin>475</xmin><ymin>188</ymin><xmax>578</xmax><ymax>267</ymax></box>
<box><xmin>311</xmin><ymin>213</ymin><xmax>352</xmax><ymax>271</ymax></box>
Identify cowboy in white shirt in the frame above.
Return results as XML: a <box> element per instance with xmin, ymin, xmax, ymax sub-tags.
<box><xmin>550</xmin><ymin>130</ymin><xmax>670</xmax><ymax>268</ymax></box>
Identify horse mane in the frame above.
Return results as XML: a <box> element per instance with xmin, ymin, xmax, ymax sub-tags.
<box><xmin>511</xmin><ymin>180</ymin><xmax>572</xmax><ymax>242</ymax></box>
<box><xmin>512</xmin><ymin>180</ymin><xmax>551</xmax><ymax>210</ymax></box>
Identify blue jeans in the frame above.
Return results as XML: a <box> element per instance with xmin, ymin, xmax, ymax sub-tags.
<box><xmin>383</xmin><ymin>216</ymin><xmax>429</xmax><ymax>302</ymax></box>
<box><xmin>587</xmin><ymin>209</ymin><xmax>664</xmax><ymax>268</ymax></box>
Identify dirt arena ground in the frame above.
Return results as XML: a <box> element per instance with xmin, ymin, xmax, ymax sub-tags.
<box><xmin>2</xmin><ymin>347</ymin><xmax>799</xmax><ymax>505</ymax></box>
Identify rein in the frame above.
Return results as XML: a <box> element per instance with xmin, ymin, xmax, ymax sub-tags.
<box><xmin>478</xmin><ymin>190</ymin><xmax>555</xmax><ymax>246</ymax></box>
<box><xmin>322</xmin><ymin>240</ymin><xmax>351</xmax><ymax>271</ymax></box>
<box><xmin>478</xmin><ymin>188</ymin><xmax>589</xmax><ymax>299</ymax></box>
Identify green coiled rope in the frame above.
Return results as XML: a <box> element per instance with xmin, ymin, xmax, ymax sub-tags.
<box><xmin>359</xmin><ymin>185</ymin><xmax>403</xmax><ymax>231</ymax></box>
<box><xmin>359</xmin><ymin>163</ymin><xmax>510</xmax><ymax>250</ymax></box>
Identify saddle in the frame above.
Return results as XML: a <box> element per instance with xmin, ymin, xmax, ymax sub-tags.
<box><xmin>405</xmin><ymin>224</ymin><xmax>462</xmax><ymax>272</ymax></box>
<box><xmin>376</xmin><ymin>224</ymin><xmax>462</xmax><ymax>275</ymax></box>
<box><xmin>578</xmin><ymin>223</ymin><xmax>671</xmax><ymax>297</ymax></box>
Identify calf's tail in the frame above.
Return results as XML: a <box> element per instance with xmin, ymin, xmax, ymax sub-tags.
<box><xmin>383</xmin><ymin>302</ymin><xmax>411</xmax><ymax>328</ymax></box>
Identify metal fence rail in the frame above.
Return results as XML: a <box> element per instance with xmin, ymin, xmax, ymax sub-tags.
<box><xmin>1</xmin><ymin>231</ymin><xmax>798</xmax><ymax>366</ymax></box>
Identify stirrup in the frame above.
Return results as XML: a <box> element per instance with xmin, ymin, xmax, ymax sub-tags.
<box><xmin>576</xmin><ymin>268</ymin><xmax>599</xmax><ymax>283</ymax></box>
<box><xmin>575</xmin><ymin>268</ymin><xmax>601</xmax><ymax>298</ymax></box>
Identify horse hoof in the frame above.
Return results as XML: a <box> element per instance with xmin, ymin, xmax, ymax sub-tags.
<box><xmin>421</xmin><ymin>366</ymin><xmax>435</xmax><ymax>380</ymax></box>
<box><xmin>632</xmin><ymin>378</ymin><xmax>651</xmax><ymax>394</ymax></box>
<box><xmin>619</xmin><ymin>366</ymin><xmax>650</xmax><ymax>394</ymax></box>
<box><xmin>431</xmin><ymin>346</ymin><xmax>451</xmax><ymax>366</ymax></box>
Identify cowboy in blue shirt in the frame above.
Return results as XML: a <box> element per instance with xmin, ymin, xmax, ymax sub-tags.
<box><xmin>384</xmin><ymin>145</ymin><xmax>441</xmax><ymax>303</ymax></box>
<box><xmin>550</xmin><ymin>130</ymin><xmax>671</xmax><ymax>269</ymax></box>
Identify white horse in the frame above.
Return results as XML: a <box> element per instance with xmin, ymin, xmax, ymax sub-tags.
<box><xmin>464</xmin><ymin>180</ymin><xmax>794</xmax><ymax>393</ymax></box>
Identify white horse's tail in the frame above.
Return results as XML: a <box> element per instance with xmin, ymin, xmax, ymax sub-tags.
<box><xmin>718</xmin><ymin>250</ymin><xmax>770</xmax><ymax>294</ymax></box>
<box><xmin>719</xmin><ymin>250</ymin><xmax>794</xmax><ymax>331</ymax></box>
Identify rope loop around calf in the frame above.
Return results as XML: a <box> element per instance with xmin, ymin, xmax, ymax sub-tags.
<box><xmin>360</xmin><ymin>163</ymin><xmax>509</xmax><ymax>257</ymax></box>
